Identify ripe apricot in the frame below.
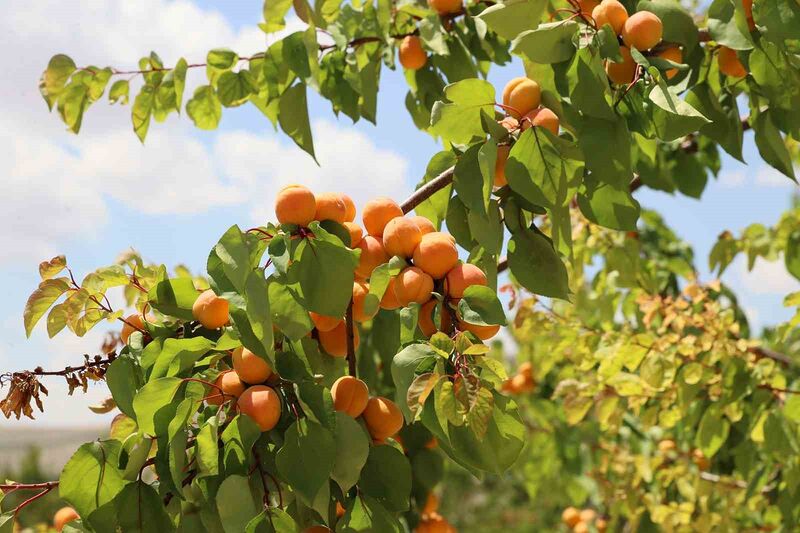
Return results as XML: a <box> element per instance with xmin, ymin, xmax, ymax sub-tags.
<box><xmin>341</xmin><ymin>194</ymin><xmax>356</xmax><ymax>222</ymax></box>
<box><xmin>416</xmin><ymin>513</ymin><xmax>456</xmax><ymax>533</ymax></box>
<box><xmin>54</xmin><ymin>507</ymin><xmax>80</xmax><ymax>532</ymax></box>
<box><xmin>592</xmin><ymin>0</ymin><xmax>628</xmax><ymax>34</ymax></box>
<box><xmin>207</xmin><ymin>370</ymin><xmax>246</xmax><ymax>405</ymax></box>
<box><xmin>743</xmin><ymin>0</ymin><xmax>755</xmax><ymax>30</ymax></box>
<box><xmin>394</xmin><ymin>266</ymin><xmax>434</xmax><ymax>306</ymax></box>
<box><xmin>381</xmin><ymin>277</ymin><xmax>402</xmax><ymax>310</ymax></box>
<box><xmin>428</xmin><ymin>0</ymin><xmax>462</xmax><ymax>15</ymax></box>
<box><xmin>494</xmin><ymin>145</ymin><xmax>510</xmax><ymax>187</ymax></box>
<box><xmin>344</xmin><ymin>222</ymin><xmax>363</xmax><ymax>247</ymax></box>
<box><xmin>508</xmin><ymin>373</ymin><xmax>533</xmax><ymax>393</ymax></box>
<box><xmin>362</xmin><ymin>197</ymin><xmax>403</xmax><ymax>237</ymax></box>
<box><xmin>275</xmin><ymin>184</ymin><xmax>316</xmax><ymax>226</ymax></box>
<box><xmin>578</xmin><ymin>0</ymin><xmax>600</xmax><ymax>18</ymax></box>
<box><xmin>459</xmin><ymin>319</ymin><xmax>500</xmax><ymax>340</ymax></box>
<box><xmin>621</xmin><ymin>11</ymin><xmax>663</xmax><ymax>51</ymax></box>
<box><xmin>331</xmin><ymin>375</ymin><xmax>370</xmax><ymax>417</ymax></box>
<box><xmin>410</xmin><ymin>215</ymin><xmax>436</xmax><ymax>236</ymax></box>
<box><xmin>444</xmin><ymin>263</ymin><xmax>487</xmax><ymax>299</ymax></box>
<box><xmin>315</xmin><ymin>192</ymin><xmax>348</xmax><ymax>224</ymax></box>
<box><xmin>238</xmin><ymin>385</ymin><xmax>281</xmax><ymax>431</ymax></box>
<box><xmin>352</xmin><ymin>281</ymin><xmax>377</xmax><ymax>322</ymax></box>
<box><xmin>120</xmin><ymin>314</ymin><xmax>149</xmax><ymax>344</ymax></box>
<box><xmin>310</xmin><ymin>312</ymin><xmax>342</xmax><ymax>332</ymax></box>
<box><xmin>192</xmin><ymin>289</ymin><xmax>229</xmax><ymax>329</ymax></box>
<box><xmin>573</xmin><ymin>523</ymin><xmax>589</xmax><ymax>533</ymax></box>
<box><xmin>355</xmin><ymin>235</ymin><xmax>389</xmax><ymax>279</ymax></box>
<box><xmin>718</xmin><ymin>46</ymin><xmax>747</xmax><ymax>78</ymax></box>
<box><xmin>521</xmin><ymin>107</ymin><xmax>560</xmax><ymax>135</ymax></box>
<box><xmin>383</xmin><ymin>217</ymin><xmax>423</xmax><ymax>258</ymax></box>
<box><xmin>562</xmin><ymin>507</ymin><xmax>581</xmax><ymax>527</ymax></box>
<box><xmin>518</xmin><ymin>361</ymin><xmax>533</xmax><ymax>379</ymax></box>
<box><xmin>580</xmin><ymin>509</ymin><xmax>597</xmax><ymax>523</ymax></box>
<box><xmin>658</xmin><ymin>439</ymin><xmax>676</xmax><ymax>453</ymax></box>
<box><xmin>412</xmin><ymin>232</ymin><xmax>459</xmax><ymax>279</ymax></box>
<box><xmin>362</xmin><ymin>396</ymin><xmax>404</xmax><ymax>440</ymax></box>
<box><xmin>657</xmin><ymin>45</ymin><xmax>683</xmax><ymax>79</ymax></box>
<box><xmin>399</xmin><ymin>36</ymin><xmax>427</xmax><ymax>70</ymax></box>
<box><xmin>423</xmin><ymin>492</ymin><xmax>440</xmax><ymax>515</ymax></box>
<box><xmin>336</xmin><ymin>501</ymin><xmax>346</xmax><ymax>518</ymax></box>
<box><xmin>605</xmin><ymin>46</ymin><xmax>637</xmax><ymax>85</ymax></box>
<box><xmin>232</xmin><ymin>346</ymin><xmax>273</xmax><ymax>384</ymax></box>
<box><xmin>318</xmin><ymin>320</ymin><xmax>360</xmax><ymax>357</ymax></box>
<box><xmin>418</xmin><ymin>299</ymin><xmax>452</xmax><ymax>337</ymax></box>
<box><xmin>692</xmin><ymin>448</ymin><xmax>711</xmax><ymax>470</ymax></box>
<box><xmin>596</xmin><ymin>518</ymin><xmax>608</xmax><ymax>533</ymax></box>
<box><xmin>502</xmin><ymin>77</ymin><xmax>541</xmax><ymax>119</ymax></box>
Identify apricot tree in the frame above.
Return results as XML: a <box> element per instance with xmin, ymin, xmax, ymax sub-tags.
<box><xmin>2</xmin><ymin>0</ymin><xmax>800</xmax><ymax>531</ymax></box>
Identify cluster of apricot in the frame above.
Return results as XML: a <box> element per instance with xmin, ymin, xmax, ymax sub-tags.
<box><xmin>330</xmin><ymin>375</ymin><xmax>405</xmax><ymax>443</ymax></box>
<box><xmin>562</xmin><ymin>507</ymin><xmax>607</xmax><ymax>533</ymax></box>
<box><xmin>397</xmin><ymin>0</ymin><xmax>464</xmax><ymax>71</ymax></box>
<box><xmin>415</xmin><ymin>492</ymin><xmax>457</xmax><ymax>532</ymax></box>
<box><xmin>501</xmin><ymin>361</ymin><xmax>535</xmax><ymax>394</ymax></box>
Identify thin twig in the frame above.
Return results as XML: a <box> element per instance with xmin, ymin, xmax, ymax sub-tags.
<box><xmin>345</xmin><ymin>300</ymin><xmax>357</xmax><ymax>377</ymax></box>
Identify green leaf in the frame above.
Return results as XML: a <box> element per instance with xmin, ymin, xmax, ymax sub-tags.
<box><xmin>217</xmin><ymin>475</ymin><xmax>260</xmax><ymax>533</ymax></box>
<box><xmin>229</xmin><ymin>272</ymin><xmax>274</xmax><ymax>362</ymax></box>
<box><xmin>453</xmin><ymin>144</ymin><xmax>491</xmax><ymax>217</ymax></box>
<box><xmin>391</xmin><ymin>344</ymin><xmax>438</xmax><ymax>421</ymax></box>
<box><xmin>115</xmin><ymin>482</ymin><xmax>175</xmax><ymax>532</ymax></box>
<box><xmin>755</xmin><ymin>0</ymin><xmax>800</xmax><ymax>42</ymax></box>
<box><xmin>458</xmin><ymin>285</ymin><xmax>507</xmax><ymax>326</ymax></box>
<box><xmin>208</xmin><ymin>225</ymin><xmax>254</xmax><ymax>293</ymax></box>
<box><xmin>296</xmin><ymin>380</ymin><xmax>336</xmax><ymax>429</ymax></box>
<box><xmin>57</xmin><ymin>82</ymin><xmax>89</xmax><ymax>133</ymax></box>
<box><xmin>221</xmin><ymin>415</ymin><xmax>261</xmax><ymax>476</ymax></box>
<box><xmin>786</xmin><ymin>231</ymin><xmax>800</xmax><ymax>281</ymax></box>
<box><xmin>196</xmin><ymin>416</ymin><xmax>220</xmax><ymax>478</ymax></box>
<box><xmin>132</xmin><ymin>84</ymin><xmax>154</xmax><ymax>142</ymax></box>
<box><xmin>108</xmin><ymin>80</ymin><xmax>130</xmax><ymax>105</ymax></box>
<box><xmin>685</xmin><ymin>83</ymin><xmax>744</xmax><ymax>161</ymax></box>
<box><xmin>507</xmin><ymin>225</ymin><xmax>569</xmax><ymax>299</ymax></box>
<box><xmin>294</xmin><ymin>227</ymin><xmax>359</xmax><ymax>317</ymax></box>
<box><xmin>39</xmin><ymin>255</ymin><xmax>67</xmax><ymax>280</ymax></box>
<box><xmin>331</xmin><ymin>412</ymin><xmax>370</xmax><ymax>492</ymax></box>
<box><xmin>106</xmin><ymin>356</ymin><xmax>143</xmax><ymax>419</ymax></box>
<box><xmin>60</xmin><ymin>440</ymin><xmax>128</xmax><ymax>519</ymax></box>
<box><xmin>218</xmin><ymin>70</ymin><xmax>257</xmax><ymax>107</ymax></box>
<box><xmin>753</xmin><ymin>111</ymin><xmax>796</xmax><ymax>182</ymax></box>
<box><xmin>276</xmin><ymin>419</ymin><xmax>336</xmax><ymax>505</ymax></box>
<box><xmin>187</xmin><ymin>85</ymin><xmax>222</xmax><ymax>130</ymax></box>
<box><xmin>708</xmin><ymin>0</ymin><xmax>752</xmax><ymax>50</ymax></box>
<box><xmin>132</xmin><ymin>377</ymin><xmax>182</xmax><ymax>435</ymax></box>
<box><xmin>262</xmin><ymin>0</ymin><xmax>294</xmax><ymax>32</ymax></box>
<box><xmin>511</xmin><ymin>21</ymin><xmax>578</xmax><ymax>64</ymax></box>
<box><xmin>148</xmin><ymin>277</ymin><xmax>198</xmax><ymax>321</ymax></box>
<box><xmin>268</xmin><ymin>280</ymin><xmax>313</xmax><ymax>340</ymax></box>
<box><xmin>338</xmin><ymin>495</ymin><xmax>403</xmax><ymax>532</ymax></box>
<box><xmin>24</xmin><ymin>277</ymin><xmax>70</xmax><ymax>337</ymax></box>
<box><xmin>278</xmin><ymin>84</ymin><xmax>315</xmax><ymax>159</ymax></box>
<box><xmin>478</xmin><ymin>0</ymin><xmax>547</xmax><ymax>41</ymax></box>
<box><xmin>430</xmin><ymin>79</ymin><xmax>496</xmax><ymax>145</ymax></box>
<box><xmin>696</xmin><ymin>405</ymin><xmax>730</xmax><ymax>457</ymax></box>
<box><xmin>648</xmin><ymin>82</ymin><xmax>710</xmax><ymax>141</ymax></box>
<box><xmin>358</xmin><ymin>445</ymin><xmax>412</xmax><ymax>512</ymax></box>
<box><xmin>466</xmin><ymin>386</ymin><xmax>494</xmax><ymax>439</ymax></box>
<box><xmin>40</xmin><ymin>54</ymin><xmax>76</xmax><ymax>109</ymax></box>
<box><xmin>149</xmin><ymin>337</ymin><xmax>216</xmax><ymax>379</ymax></box>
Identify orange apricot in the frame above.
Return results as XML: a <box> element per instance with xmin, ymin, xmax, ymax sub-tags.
<box><xmin>207</xmin><ymin>370</ymin><xmax>246</xmax><ymax>406</ymax></box>
<box><xmin>415</xmin><ymin>513</ymin><xmax>456</xmax><ymax>533</ymax></box>
<box><xmin>341</xmin><ymin>194</ymin><xmax>356</xmax><ymax>222</ymax></box>
<box><xmin>592</xmin><ymin>0</ymin><xmax>628</xmax><ymax>34</ymax></box>
<box><xmin>499</xmin><ymin>116</ymin><xmax>519</xmax><ymax>132</ymax></box>
<box><xmin>459</xmin><ymin>320</ymin><xmax>500</xmax><ymax>340</ymax></box>
<box><xmin>232</xmin><ymin>346</ymin><xmax>273</xmax><ymax>384</ymax></box>
<box><xmin>494</xmin><ymin>145</ymin><xmax>510</xmax><ymax>187</ymax></box>
<box><xmin>238</xmin><ymin>385</ymin><xmax>281</xmax><ymax>431</ymax></box>
<box><xmin>578</xmin><ymin>0</ymin><xmax>600</xmax><ymax>18</ymax></box>
<box><xmin>580</xmin><ymin>509</ymin><xmax>597</xmax><ymax>523</ymax></box>
<box><xmin>423</xmin><ymin>492</ymin><xmax>440</xmax><ymax>515</ymax></box>
<box><xmin>318</xmin><ymin>320</ymin><xmax>360</xmax><ymax>357</ymax></box>
<box><xmin>331</xmin><ymin>375</ymin><xmax>370</xmax><ymax>417</ymax></box>
<box><xmin>120</xmin><ymin>314</ymin><xmax>149</xmax><ymax>345</ymax></box>
<box><xmin>518</xmin><ymin>361</ymin><xmax>533</xmax><ymax>379</ymax></box>
<box><xmin>275</xmin><ymin>184</ymin><xmax>316</xmax><ymax>226</ymax></box>
<box><xmin>657</xmin><ymin>45</ymin><xmax>683</xmax><ymax>79</ymax></box>
<box><xmin>573</xmin><ymin>523</ymin><xmax>589</xmax><ymax>533</ymax></box>
<box><xmin>336</xmin><ymin>501</ymin><xmax>346</xmax><ymax>518</ymax></box>
<box><xmin>192</xmin><ymin>289</ymin><xmax>229</xmax><ymax>329</ymax></box>
<box><xmin>418</xmin><ymin>299</ymin><xmax>452</xmax><ymax>337</ymax></box>
<box><xmin>658</xmin><ymin>439</ymin><xmax>676</xmax><ymax>453</ymax></box>
<box><xmin>621</xmin><ymin>11</ymin><xmax>663</xmax><ymax>51</ymax></box>
<box><xmin>428</xmin><ymin>0</ymin><xmax>462</xmax><ymax>15</ymax></box>
<box><xmin>54</xmin><ymin>507</ymin><xmax>80</xmax><ymax>532</ymax></box>
<box><xmin>444</xmin><ymin>263</ymin><xmax>487</xmax><ymax>299</ymax></box>
<box><xmin>606</xmin><ymin>46</ymin><xmax>637</xmax><ymax>84</ymax></box>
<box><xmin>314</xmin><ymin>192</ymin><xmax>348</xmax><ymax>224</ymax></box>
<box><xmin>383</xmin><ymin>217</ymin><xmax>423</xmax><ymax>258</ymax></box>
<box><xmin>355</xmin><ymin>235</ymin><xmax>389</xmax><ymax>279</ymax></box>
<box><xmin>718</xmin><ymin>46</ymin><xmax>747</xmax><ymax>78</ymax></box>
<box><xmin>399</xmin><ymin>36</ymin><xmax>427</xmax><ymax>70</ymax></box>
<box><xmin>562</xmin><ymin>507</ymin><xmax>581</xmax><ymax>527</ymax></box>
<box><xmin>596</xmin><ymin>518</ymin><xmax>608</xmax><ymax>533</ymax></box>
<box><xmin>410</xmin><ymin>215</ymin><xmax>436</xmax><ymax>236</ymax></box>
<box><xmin>394</xmin><ymin>266</ymin><xmax>434</xmax><ymax>306</ymax></box>
<box><xmin>743</xmin><ymin>0</ymin><xmax>755</xmax><ymax>30</ymax></box>
<box><xmin>502</xmin><ymin>77</ymin><xmax>541</xmax><ymax>119</ymax></box>
<box><xmin>352</xmin><ymin>281</ymin><xmax>377</xmax><ymax>323</ymax></box>
<box><xmin>344</xmin><ymin>222</ymin><xmax>363</xmax><ymax>247</ymax></box>
<box><xmin>692</xmin><ymin>448</ymin><xmax>711</xmax><ymax>470</ymax></box>
<box><xmin>521</xmin><ymin>107</ymin><xmax>560</xmax><ymax>135</ymax></box>
<box><xmin>310</xmin><ymin>312</ymin><xmax>342</xmax><ymax>332</ymax></box>
<box><xmin>381</xmin><ymin>277</ymin><xmax>402</xmax><ymax>310</ymax></box>
<box><xmin>412</xmin><ymin>232</ymin><xmax>459</xmax><ymax>279</ymax></box>
<box><xmin>362</xmin><ymin>197</ymin><xmax>403</xmax><ymax>237</ymax></box>
<box><xmin>362</xmin><ymin>396</ymin><xmax>404</xmax><ymax>440</ymax></box>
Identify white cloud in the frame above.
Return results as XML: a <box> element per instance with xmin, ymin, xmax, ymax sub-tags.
<box><xmin>756</xmin><ymin>166</ymin><xmax>799</xmax><ymax>188</ymax></box>
<box><xmin>733</xmin><ymin>256</ymin><xmax>800</xmax><ymax>295</ymax></box>
<box><xmin>718</xmin><ymin>171</ymin><xmax>746</xmax><ymax>188</ymax></box>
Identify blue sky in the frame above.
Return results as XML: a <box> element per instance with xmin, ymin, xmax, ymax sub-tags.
<box><xmin>0</xmin><ymin>0</ymin><xmax>797</xmax><ymax>426</ymax></box>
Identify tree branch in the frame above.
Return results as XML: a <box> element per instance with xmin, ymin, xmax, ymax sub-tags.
<box><xmin>345</xmin><ymin>300</ymin><xmax>357</xmax><ymax>377</ymax></box>
<box><xmin>401</xmin><ymin>166</ymin><xmax>456</xmax><ymax>214</ymax></box>
<box><xmin>0</xmin><ymin>480</ymin><xmax>59</xmax><ymax>492</ymax></box>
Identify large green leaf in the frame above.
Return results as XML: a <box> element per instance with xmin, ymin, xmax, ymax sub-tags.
<box><xmin>24</xmin><ymin>277</ymin><xmax>70</xmax><ymax>337</ymax></box>
<box><xmin>217</xmin><ymin>475</ymin><xmax>260</xmax><ymax>533</ymax></box>
<box><xmin>753</xmin><ymin>111</ymin><xmax>796</xmax><ymax>182</ymax></box>
<box><xmin>478</xmin><ymin>0</ymin><xmax>547</xmax><ymax>41</ymax></box>
<box><xmin>279</xmin><ymin>83</ymin><xmax>315</xmax><ymax>159</ymax></box>
<box><xmin>648</xmin><ymin>83</ymin><xmax>710</xmax><ymax>141</ymax></box>
<box><xmin>507</xmin><ymin>225</ymin><xmax>570</xmax><ymax>300</ymax></box>
<box><xmin>458</xmin><ymin>285</ymin><xmax>507</xmax><ymax>326</ymax></box>
<box><xmin>148</xmin><ymin>277</ymin><xmax>198</xmax><ymax>321</ymax></box>
<box><xmin>331</xmin><ymin>412</ymin><xmax>371</xmax><ymax>492</ymax></box>
<box><xmin>186</xmin><ymin>85</ymin><xmax>222</xmax><ymax>130</ymax></box>
<box><xmin>275</xmin><ymin>419</ymin><xmax>336</xmax><ymax>505</ymax></box>
<box><xmin>511</xmin><ymin>21</ymin><xmax>578</xmax><ymax>64</ymax></box>
<box><xmin>358</xmin><ymin>445</ymin><xmax>412</xmax><ymax>512</ymax></box>
<box><xmin>391</xmin><ymin>344</ymin><xmax>438</xmax><ymax>421</ymax></box>
<box><xmin>115</xmin><ymin>482</ymin><xmax>175</xmax><ymax>532</ymax></box>
<box><xmin>430</xmin><ymin>79</ymin><xmax>496</xmax><ymax>145</ymax></box>
<box><xmin>60</xmin><ymin>440</ymin><xmax>128</xmax><ymax>519</ymax></box>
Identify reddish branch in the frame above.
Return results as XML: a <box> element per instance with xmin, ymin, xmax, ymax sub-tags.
<box><xmin>345</xmin><ymin>300</ymin><xmax>357</xmax><ymax>377</ymax></box>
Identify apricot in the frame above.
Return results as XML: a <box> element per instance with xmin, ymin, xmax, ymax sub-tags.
<box><xmin>232</xmin><ymin>346</ymin><xmax>273</xmax><ymax>384</ymax></box>
<box><xmin>341</xmin><ymin>194</ymin><xmax>356</xmax><ymax>222</ymax></box>
<box><xmin>444</xmin><ymin>263</ymin><xmax>487</xmax><ymax>299</ymax></box>
<box><xmin>518</xmin><ymin>361</ymin><xmax>533</xmax><ymax>379</ymax></box>
<box><xmin>352</xmin><ymin>281</ymin><xmax>377</xmax><ymax>322</ymax></box>
<box><xmin>459</xmin><ymin>320</ymin><xmax>500</xmax><ymax>340</ymax></box>
<box><xmin>120</xmin><ymin>314</ymin><xmax>148</xmax><ymax>345</ymax></box>
<box><xmin>718</xmin><ymin>46</ymin><xmax>747</xmax><ymax>78</ymax></box>
<box><xmin>423</xmin><ymin>492</ymin><xmax>440</xmax><ymax>515</ymax></box>
<box><xmin>411</xmin><ymin>215</ymin><xmax>436</xmax><ymax>236</ymax></box>
<box><xmin>521</xmin><ymin>107</ymin><xmax>560</xmax><ymax>135</ymax></box>
<box><xmin>275</xmin><ymin>184</ymin><xmax>316</xmax><ymax>226</ymax></box>
<box><xmin>54</xmin><ymin>507</ymin><xmax>80</xmax><ymax>532</ymax></box>
<box><xmin>380</xmin><ymin>277</ymin><xmax>402</xmax><ymax>310</ymax></box>
<box><xmin>310</xmin><ymin>312</ymin><xmax>342</xmax><ymax>332</ymax></box>
<box><xmin>502</xmin><ymin>77</ymin><xmax>541</xmax><ymax>119</ymax></box>
<box><xmin>418</xmin><ymin>299</ymin><xmax>452</xmax><ymax>337</ymax></box>
<box><xmin>573</xmin><ymin>523</ymin><xmax>589</xmax><ymax>533</ymax></box>
<box><xmin>318</xmin><ymin>320</ymin><xmax>360</xmax><ymax>357</ymax></box>
<box><xmin>692</xmin><ymin>448</ymin><xmax>710</xmax><ymax>471</ymax></box>
<box><xmin>399</xmin><ymin>36</ymin><xmax>427</xmax><ymax>70</ymax></box>
<box><xmin>428</xmin><ymin>0</ymin><xmax>462</xmax><ymax>15</ymax></box>
<box><xmin>336</xmin><ymin>501</ymin><xmax>346</xmax><ymax>518</ymax></box>
<box><xmin>416</xmin><ymin>513</ymin><xmax>456</xmax><ymax>533</ymax></box>
<box><xmin>383</xmin><ymin>217</ymin><xmax>423</xmax><ymax>258</ymax></box>
<box><xmin>658</xmin><ymin>439</ymin><xmax>676</xmax><ymax>453</ymax></box>
<box><xmin>580</xmin><ymin>509</ymin><xmax>597</xmax><ymax>523</ymax></box>
<box><xmin>207</xmin><ymin>370</ymin><xmax>246</xmax><ymax>405</ymax></box>
<box><xmin>331</xmin><ymin>375</ymin><xmax>370</xmax><ymax>417</ymax></box>
<box><xmin>578</xmin><ymin>0</ymin><xmax>600</xmax><ymax>18</ymax></box>
<box><xmin>425</xmin><ymin>437</ymin><xmax>438</xmax><ymax>449</ymax></box>
<box><xmin>412</xmin><ymin>232</ymin><xmax>459</xmax><ymax>279</ymax></box>
<box><xmin>494</xmin><ymin>145</ymin><xmax>510</xmax><ymax>187</ymax></box>
<box><xmin>362</xmin><ymin>197</ymin><xmax>403</xmax><ymax>236</ymax></box>
<box><xmin>605</xmin><ymin>46</ymin><xmax>637</xmax><ymax>85</ymax></box>
<box><xmin>621</xmin><ymin>11</ymin><xmax>663</xmax><ymax>51</ymax></box>
<box><xmin>238</xmin><ymin>385</ymin><xmax>281</xmax><ymax>431</ymax></box>
<box><xmin>507</xmin><ymin>373</ymin><xmax>533</xmax><ymax>393</ymax></box>
<box><xmin>394</xmin><ymin>266</ymin><xmax>434</xmax><ymax>306</ymax></box>
<box><xmin>192</xmin><ymin>289</ymin><xmax>229</xmax><ymax>329</ymax></box>
<box><xmin>315</xmin><ymin>192</ymin><xmax>347</xmax><ymax>223</ymax></box>
<box><xmin>362</xmin><ymin>396</ymin><xmax>404</xmax><ymax>440</ymax></box>
<box><xmin>657</xmin><ymin>45</ymin><xmax>683</xmax><ymax>79</ymax></box>
<box><xmin>592</xmin><ymin>0</ymin><xmax>628</xmax><ymax>34</ymax></box>
<box><xmin>596</xmin><ymin>518</ymin><xmax>608</xmax><ymax>533</ymax></box>
<box><xmin>499</xmin><ymin>116</ymin><xmax>519</xmax><ymax>132</ymax></box>
<box><xmin>743</xmin><ymin>0</ymin><xmax>755</xmax><ymax>30</ymax></box>
<box><xmin>344</xmin><ymin>222</ymin><xmax>363</xmax><ymax>247</ymax></box>
<box><xmin>355</xmin><ymin>235</ymin><xmax>389</xmax><ymax>279</ymax></box>
<box><xmin>562</xmin><ymin>507</ymin><xmax>581</xmax><ymax>527</ymax></box>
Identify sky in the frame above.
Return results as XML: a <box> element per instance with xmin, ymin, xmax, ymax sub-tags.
<box><xmin>0</xmin><ymin>0</ymin><xmax>798</xmax><ymax>427</ymax></box>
